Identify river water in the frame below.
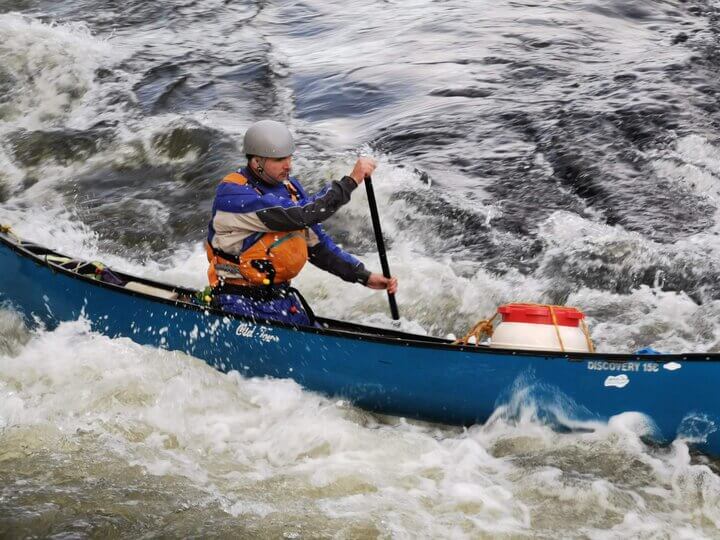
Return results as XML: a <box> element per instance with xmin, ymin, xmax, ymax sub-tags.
<box><xmin>1</xmin><ymin>0</ymin><xmax>720</xmax><ymax>537</ymax></box>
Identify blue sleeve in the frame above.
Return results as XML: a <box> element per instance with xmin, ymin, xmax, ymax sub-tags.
<box><xmin>214</xmin><ymin>176</ymin><xmax>359</xmax><ymax>231</ymax></box>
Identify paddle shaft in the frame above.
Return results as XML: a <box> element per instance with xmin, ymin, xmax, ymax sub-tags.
<box><xmin>364</xmin><ymin>176</ymin><xmax>400</xmax><ymax>321</ymax></box>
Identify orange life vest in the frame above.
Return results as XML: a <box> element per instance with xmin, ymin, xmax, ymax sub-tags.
<box><xmin>207</xmin><ymin>172</ymin><xmax>308</xmax><ymax>287</ymax></box>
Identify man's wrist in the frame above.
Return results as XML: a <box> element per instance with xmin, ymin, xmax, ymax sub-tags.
<box><xmin>355</xmin><ymin>267</ymin><xmax>371</xmax><ymax>285</ymax></box>
<box><xmin>341</xmin><ymin>175</ymin><xmax>360</xmax><ymax>189</ymax></box>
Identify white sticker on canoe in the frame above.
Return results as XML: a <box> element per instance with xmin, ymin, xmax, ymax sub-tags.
<box><xmin>604</xmin><ymin>374</ymin><xmax>630</xmax><ymax>388</ymax></box>
<box><xmin>663</xmin><ymin>362</ymin><xmax>682</xmax><ymax>372</ymax></box>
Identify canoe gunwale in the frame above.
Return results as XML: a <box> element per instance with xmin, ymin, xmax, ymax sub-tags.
<box><xmin>2</xmin><ymin>231</ymin><xmax>719</xmax><ymax>363</ymax></box>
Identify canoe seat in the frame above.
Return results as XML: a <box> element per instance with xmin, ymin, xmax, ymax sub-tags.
<box><xmin>124</xmin><ymin>281</ymin><xmax>179</xmax><ymax>301</ymax></box>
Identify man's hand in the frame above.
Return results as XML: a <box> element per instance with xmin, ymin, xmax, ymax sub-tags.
<box><xmin>366</xmin><ymin>273</ymin><xmax>398</xmax><ymax>294</ymax></box>
<box><xmin>349</xmin><ymin>157</ymin><xmax>376</xmax><ymax>185</ymax></box>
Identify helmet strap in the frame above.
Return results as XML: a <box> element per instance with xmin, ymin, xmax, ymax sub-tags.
<box><xmin>254</xmin><ymin>157</ymin><xmax>281</xmax><ymax>185</ymax></box>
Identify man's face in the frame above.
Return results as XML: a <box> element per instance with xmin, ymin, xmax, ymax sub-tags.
<box><xmin>258</xmin><ymin>156</ymin><xmax>292</xmax><ymax>183</ymax></box>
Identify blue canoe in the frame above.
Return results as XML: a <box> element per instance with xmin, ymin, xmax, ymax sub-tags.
<box><xmin>1</xmin><ymin>228</ymin><xmax>719</xmax><ymax>455</ymax></box>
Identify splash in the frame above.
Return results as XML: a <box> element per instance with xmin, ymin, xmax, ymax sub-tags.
<box><xmin>0</xmin><ymin>14</ymin><xmax>119</xmax><ymax>128</ymax></box>
<box><xmin>3</xmin><ymin>320</ymin><xmax>717</xmax><ymax>536</ymax></box>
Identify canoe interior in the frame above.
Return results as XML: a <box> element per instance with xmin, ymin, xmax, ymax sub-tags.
<box><xmin>6</xmin><ymin>236</ymin><xmax>453</xmax><ymax>345</ymax></box>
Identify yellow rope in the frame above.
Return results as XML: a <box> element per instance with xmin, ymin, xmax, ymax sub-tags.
<box><xmin>580</xmin><ymin>319</ymin><xmax>595</xmax><ymax>353</ymax></box>
<box><xmin>0</xmin><ymin>224</ymin><xmax>20</xmax><ymax>241</ymax></box>
<box><xmin>454</xmin><ymin>303</ymin><xmax>595</xmax><ymax>352</ymax></box>
<box><xmin>453</xmin><ymin>313</ymin><xmax>498</xmax><ymax>346</ymax></box>
<box><xmin>548</xmin><ymin>305</ymin><xmax>565</xmax><ymax>352</ymax></box>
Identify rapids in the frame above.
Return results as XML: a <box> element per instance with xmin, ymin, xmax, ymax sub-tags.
<box><xmin>1</xmin><ymin>0</ymin><xmax>720</xmax><ymax>536</ymax></box>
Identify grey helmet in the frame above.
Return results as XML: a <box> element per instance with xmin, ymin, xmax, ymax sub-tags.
<box><xmin>243</xmin><ymin>120</ymin><xmax>295</xmax><ymax>158</ymax></box>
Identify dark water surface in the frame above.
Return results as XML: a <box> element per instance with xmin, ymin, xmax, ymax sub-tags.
<box><xmin>1</xmin><ymin>0</ymin><xmax>720</xmax><ymax>537</ymax></box>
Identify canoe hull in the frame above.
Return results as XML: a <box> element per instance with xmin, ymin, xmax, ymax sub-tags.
<box><xmin>1</xmin><ymin>235</ymin><xmax>719</xmax><ymax>455</ymax></box>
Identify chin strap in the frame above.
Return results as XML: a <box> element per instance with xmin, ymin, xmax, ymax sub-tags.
<box><xmin>254</xmin><ymin>158</ymin><xmax>282</xmax><ymax>185</ymax></box>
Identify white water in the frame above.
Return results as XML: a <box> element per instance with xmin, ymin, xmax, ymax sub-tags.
<box><xmin>2</xmin><ymin>318</ymin><xmax>719</xmax><ymax>537</ymax></box>
<box><xmin>2</xmin><ymin>1</ymin><xmax>720</xmax><ymax>536</ymax></box>
<box><xmin>2</xmin><ymin>8</ymin><xmax>719</xmax><ymax>348</ymax></box>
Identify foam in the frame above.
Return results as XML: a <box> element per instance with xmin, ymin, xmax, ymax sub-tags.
<box><xmin>0</xmin><ymin>14</ymin><xmax>121</xmax><ymax>129</ymax></box>
<box><xmin>2</xmin><ymin>318</ymin><xmax>717</xmax><ymax>536</ymax></box>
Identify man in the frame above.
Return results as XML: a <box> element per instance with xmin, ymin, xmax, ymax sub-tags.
<box><xmin>206</xmin><ymin>120</ymin><xmax>398</xmax><ymax>326</ymax></box>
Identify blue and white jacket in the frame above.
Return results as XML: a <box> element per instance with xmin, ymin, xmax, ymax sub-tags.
<box><xmin>207</xmin><ymin>167</ymin><xmax>370</xmax><ymax>284</ymax></box>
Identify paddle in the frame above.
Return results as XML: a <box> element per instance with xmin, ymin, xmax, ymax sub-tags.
<box><xmin>364</xmin><ymin>176</ymin><xmax>400</xmax><ymax>321</ymax></box>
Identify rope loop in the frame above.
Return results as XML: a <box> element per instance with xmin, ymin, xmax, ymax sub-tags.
<box><xmin>453</xmin><ymin>313</ymin><xmax>498</xmax><ymax>346</ymax></box>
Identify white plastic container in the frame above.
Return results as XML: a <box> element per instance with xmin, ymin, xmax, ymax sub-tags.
<box><xmin>489</xmin><ymin>304</ymin><xmax>592</xmax><ymax>353</ymax></box>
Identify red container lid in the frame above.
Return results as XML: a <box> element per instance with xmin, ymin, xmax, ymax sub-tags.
<box><xmin>498</xmin><ymin>304</ymin><xmax>584</xmax><ymax>327</ymax></box>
